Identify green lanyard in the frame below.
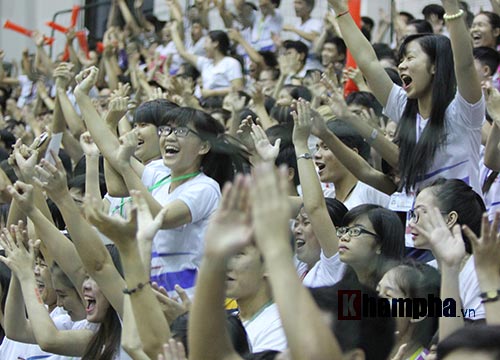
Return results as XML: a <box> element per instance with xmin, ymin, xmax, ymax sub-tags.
<box><xmin>111</xmin><ymin>171</ymin><xmax>200</xmax><ymax>216</ymax></box>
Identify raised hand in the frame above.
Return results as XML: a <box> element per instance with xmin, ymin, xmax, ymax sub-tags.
<box><xmin>236</xmin><ymin>116</ymin><xmax>257</xmax><ymax>154</ymax></box>
<box><xmin>80</xmin><ymin>132</ymin><xmax>100</xmax><ymax>157</ymax></box>
<box><xmin>0</xmin><ymin>224</ymin><xmax>36</xmax><ymax>280</ymax></box>
<box><xmin>292</xmin><ymin>99</ymin><xmax>312</xmax><ymax>145</ymax></box>
<box><xmin>107</xmin><ymin>95</ymin><xmax>129</xmax><ymax>120</ymax></box>
<box><xmin>53</xmin><ymin>62</ymin><xmax>74</xmax><ymax>90</ymax></box>
<box><xmin>158</xmin><ymin>339</ymin><xmax>187</xmax><ymax>360</ymax></box>
<box><xmin>412</xmin><ymin>207</ymin><xmax>466</xmax><ymax>269</ymax></box>
<box><xmin>204</xmin><ymin>175</ymin><xmax>252</xmax><ymax>259</ymax></box>
<box><xmin>463</xmin><ymin>212</ymin><xmax>500</xmax><ymax>279</ymax></box>
<box><xmin>74</xmin><ymin>66</ymin><xmax>99</xmax><ymax>95</ymax></box>
<box><xmin>6</xmin><ymin>181</ymin><xmax>35</xmax><ymax>215</ymax></box>
<box><xmin>33</xmin><ymin>153</ymin><xmax>70</xmax><ymax>200</ymax></box>
<box><xmin>251</xmin><ymin>124</ymin><xmax>281</xmax><ymax>162</ymax></box>
<box><xmin>10</xmin><ymin>139</ymin><xmax>38</xmax><ymax>183</ymax></box>
<box><xmin>483</xmin><ymin>80</ymin><xmax>500</xmax><ymax>128</ymax></box>
<box><xmin>151</xmin><ymin>282</ymin><xmax>190</xmax><ymax>324</ymax></box>
<box><xmin>327</xmin><ymin>0</ymin><xmax>349</xmax><ymax>13</ymax></box>
<box><xmin>116</xmin><ymin>130</ymin><xmax>139</xmax><ymax>168</ymax></box>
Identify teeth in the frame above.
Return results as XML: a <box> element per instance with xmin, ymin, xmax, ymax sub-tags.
<box><xmin>296</xmin><ymin>239</ymin><xmax>305</xmax><ymax>248</ymax></box>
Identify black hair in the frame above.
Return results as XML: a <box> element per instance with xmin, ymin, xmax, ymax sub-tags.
<box><xmin>210</xmin><ymin>108</ymin><xmax>232</xmax><ymax>125</ymax></box>
<box><xmin>243</xmin><ymin>351</ymin><xmax>280</xmax><ymax>360</ymax></box>
<box><xmin>58</xmin><ymin>149</ymin><xmax>73</xmax><ymax>181</ymax></box>
<box><xmin>289</xmin><ymin>85</ymin><xmax>312</xmax><ymax>102</ymax></box>
<box><xmin>326</xmin><ymin>120</ymin><xmax>370</xmax><ymax>160</ymax></box>
<box><xmin>325</xmin><ymin>198</ymin><xmax>348</xmax><ymax>227</ymax></box>
<box><xmin>270</xmin><ymin>105</ymin><xmax>294</xmax><ymax>124</ymax></box>
<box><xmin>342</xmin><ymin>205</ymin><xmax>405</xmax><ymax>288</ymax></box>
<box><xmin>264</xmin><ymin>96</ymin><xmax>277</xmax><ymax>114</ymax></box>
<box><xmin>477</xmin><ymin>11</ymin><xmax>500</xmax><ymax>46</ymax></box>
<box><xmin>407</xmin><ymin>19</ymin><xmax>434</xmax><ymax>34</ymax></box>
<box><xmin>399</xmin><ymin>11</ymin><xmax>415</xmax><ymax>23</ymax></box>
<box><xmin>396</xmin><ymin>34</ymin><xmax>456</xmax><ymax>192</ymax></box>
<box><xmin>362</xmin><ymin>16</ymin><xmax>375</xmax><ymax>30</ymax></box>
<box><xmin>283</xmin><ymin>40</ymin><xmax>309</xmax><ymax>65</ymax></box>
<box><xmin>178</xmin><ymin>63</ymin><xmax>201</xmax><ymax>81</ymax></box>
<box><xmin>162</xmin><ymin>107</ymin><xmax>248</xmax><ymax>187</ymax></box>
<box><xmin>171</xmin><ymin>312</ymin><xmax>250</xmax><ymax>357</ymax></box>
<box><xmin>324</xmin><ymin>36</ymin><xmax>347</xmax><ymax>59</ymax></box>
<box><xmin>270</xmin><ymin>0</ymin><xmax>280</xmax><ymax>7</ymax></box>
<box><xmin>209</xmin><ymin>30</ymin><xmax>231</xmax><ymax>55</ymax></box>
<box><xmin>274</xmin><ymin>141</ymin><xmax>299</xmax><ymax>187</ymax></box>
<box><xmin>422</xmin><ymin>4</ymin><xmax>445</xmax><ymax>20</ymax></box>
<box><xmin>201</xmin><ymin>96</ymin><xmax>224</xmax><ymax>110</ymax></box>
<box><xmin>239</xmin><ymin>108</ymin><xmax>258</xmax><ymax>123</ymax></box>
<box><xmin>474</xmin><ymin>47</ymin><xmax>500</xmax><ymax>76</ymax></box>
<box><xmin>133</xmin><ymin>99</ymin><xmax>179</xmax><ymax>128</ymax></box>
<box><xmin>346</xmin><ymin>91</ymin><xmax>383</xmax><ymax>117</ymax></box>
<box><xmin>258</xmin><ymin>51</ymin><xmax>278</xmax><ymax>68</ymax></box>
<box><xmin>385</xmin><ymin>68</ymin><xmax>403</xmax><ymax>86</ymax></box>
<box><xmin>372</xmin><ymin>43</ymin><xmax>397</xmax><ymax>63</ymax></box>
<box><xmin>437</xmin><ymin>326</ymin><xmax>500</xmax><ymax>359</ymax></box>
<box><xmin>389</xmin><ymin>260</ymin><xmax>440</xmax><ymax>348</ymax></box>
<box><xmin>420</xmin><ymin>178</ymin><xmax>486</xmax><ymax>254</ymax></box>
<box><xmin>0</xmin><ymin>130</ymin><xmax>16</xmax><ymax>151</ymax></box>
<box><xmin>309</xmin><ymin>281</ymin><xmax>396</xmax><ymax>360</ymax></box>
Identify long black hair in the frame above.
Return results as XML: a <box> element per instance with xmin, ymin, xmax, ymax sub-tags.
<box><xmin>162</xmin><ymin>107</ymin><xmax>248</xmax><ymax>187</ymax></box>
<box><xmin>396</xmin><ymin>34</ymin><xmax>456</xmax><ymax>192</ymax></box>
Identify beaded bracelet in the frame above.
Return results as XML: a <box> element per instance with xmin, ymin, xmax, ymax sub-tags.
<box><xmin>443</xmin><ymin>9</ymin><xmax>464</xmax><ymax>21</ymax></box>
<box><xmin>123</xmin><ymin>281</ymin><xmax>151</xmax><ymax>295</ymax></box>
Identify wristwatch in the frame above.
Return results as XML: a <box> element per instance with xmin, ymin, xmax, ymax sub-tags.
<box><xmin>297</xmin><ymin>153</ymin><xmax>312</xmax><ymax>160</ymax></box>
<box><xmin>480</xmin><ymin>289</ymin><xmax>500</xmax><ymax>303</ymax></box>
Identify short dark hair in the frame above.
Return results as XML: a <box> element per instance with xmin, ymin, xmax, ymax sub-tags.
<box><xmin>398</xmin><ymin>11</ymin><xmax>415</xmax><ymax>23</ymax></box>
<box><xmin>372</xmin><ymin>43</ymin><xmax>397</xmax><ymax>63</ymax></box>
<box><xmin>422</xmin><ymin>4</ymin><xmax>445</xmax><ymax>20</ymax></box>
<box><xmin>324</xmin><ymin>36</ymin><xmax>347</xmax><ymax>58</ymax></box>
<box><xmin>346</xmin><ymin>91</ymin><xmax>383</xmax><ymax>117</ymax></box>
<box><xmin>473</xmin><ymin>46</ymin><xmax>500</xmax><ymax>76</ymax></box>
<box><xmin>310</xmin><ymin>281</ymin><xmax>396</xmax><ymax>360</ymax></box>
<box><xmin>326</xmin><ymin>120</ymin><xmax>370</xmax><ymax>160</ymax></box>
<box><xmin>385</xmin><ymin>67</ymin><xmax>403</xmax><ymax>86</ymax></box>
<box><xmin>134</xmin><ymin>99</ymin><xmax>179</xmax><ymax>127</ymax></box>
<box><xmin>259</xmin><ymin>51</ymin><xmax>278</xmax><ymax>68</ymax></box>
<box><xmin>407</xmin><ymin>19</ymin><xmax>434</xmax><ymax>34</ymax></box>
<box><xmin>437</xmin><ymin>326</ymin><xmax>500</xmax><ymax>359</ymax></box>
<box><xmin>362</xmin><ymin>16</ymin><xmax>375</xmax><ymax>30</ymax></box>
<box><xmin>283</xmin><ymin>40</ymin><xmax>309</xmax><ymax>64</ymax></box>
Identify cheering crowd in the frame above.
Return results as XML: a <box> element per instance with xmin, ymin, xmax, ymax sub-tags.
<box><xmin>0</xmin><ymin>0</ymin><xmax>500</xmax><ymax>358</ymax></box>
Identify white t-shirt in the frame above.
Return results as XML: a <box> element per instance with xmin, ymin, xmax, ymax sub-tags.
<box><xmin>479</xmin><ymin>157</ymin><xmax>500</xmax><ymax>221</ymax></box>
<box><xmin>251</xmin><ymin>11</ymin><xmax>283</xmax><ymax>51</ymax></box>
<box><xmin>289</xmin><ymin>18</ymin><xmax>322</xmax><ymax>49</ymax></box>
<box><xmin>155</xmin><ymin>42</ymin><xmax>183</xmax><ymax>75</ymax></box>
<box><xmin>144</xmin><ymin>171</ymin><xmax>221</xmax><ymax>296</ymax></box>
<box><xmin>302</xmin><ymin>251</ymin><xmax>347</xmax><ymax>288</ymax></box>
<box><xmin>383</xmin><ymin>85</ymin><xmax>484</xmax><ymax>194</ymax></box>
<box><xmin>343</xmin><ymin>181</ymin><xmax>391</xmax><ymax>210</ymax></box>
<box><xmin>242</xmin><ymin>303</ymin><xmax>287</xmax><ymax>353</ymax></box>
<box><xmin>427</xmin><ymin>256</ymin><xmax>485</xmax><ymax>320</ymax></box>
<box><xmin>196</xmin><ymin>56</ymin><xmax>243</xmax><ymax>91</ymax></box>
<box><xmin>186</xmin><ymin>36</ymin><xmax>207</xmax><ymax>57</ymax></box>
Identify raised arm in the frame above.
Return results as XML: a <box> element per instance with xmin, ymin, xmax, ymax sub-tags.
<box><xmin>228</xmin><ymin>29</ymin><xmax>266</xmax><ymax>67</ymax></box>
<box><xmin>188</xmin><ymin>177</ymin><xmax>250</xmax><ymax>360</ymax></box>
<box><xmin>33</xmin><ymin>156</ymin><xmax>125</xmax><ymax>317</ymax></box>
<box><xmin>441</xmin><ymin>0</ymin><xmax>482</xmax><ymax>104</ymax></box>
<box><xmin>328</xmin><ymin>0</ymin><xmax>394</xmax><ymax>106</ymax></box>
<box><xmin>292</xmin><ymin>100</ymin><xmax>340</xmax><ymax>258</ymax></box>
<box><xmin>170</xmin><ymin>21</ymin><xmax>198</xmax><ymax>68</ymax></box>
<box><xmin>483</xmin><ymin>83</ymin><xmax>500</xmax><ymax>171</ymax></box>
<box><xmin>251</xmin><ymin>163</ymin><xmax>344</xmax><ymax>360</ymax></box>
<box><xmin>80</xmin><ymin>132</ymin><xmax>102</xmax><ymax>200</ymax></box>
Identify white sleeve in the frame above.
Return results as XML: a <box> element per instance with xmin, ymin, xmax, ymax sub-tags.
<box><xmin>196</xmin><ymin>56</ymin><xmax>210</xmax><ymax>72</ymax></box>
<box><xmin>225</xmin><ymin>58</ymin><xmax>243</xmax><ymax>82</ymax></box>
<box><xmin>316</xmin><ymin>251</ymin><xmax>347</xmax><ymax>285</ymax></box>
<box><xmin>176</xmin><ymin>180</ymin><xmax>220</xmax><ymax>223</ymax></box>
<box><xmin>382</xmin><ymin>84</ymin><xmax>408</xmax><ymax>124</ymax></box>
<box><xmin>453</xmin><ymin>92</ymin><xmax>485</xmax><ymax>129</ymax></box>
<box><xmin>459</xmin><ymin>257</ymin><xmax>486</xmax><ymax>320</ymax></box>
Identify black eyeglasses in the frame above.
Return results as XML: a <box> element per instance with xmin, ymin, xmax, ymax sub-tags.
<box><xmin>157</xmin><ymin>125</ymin><xmax>199</xmax><ymax>138</ymax></box>
<box><xmin>408</xmin><ymin>208</ymin><xmax>448</xmax><ymax>223</ymax></box>
<box><xmin>336</xmin><ymin>226</ymin><xmax>379</xmax><ymax>238</ymax></box>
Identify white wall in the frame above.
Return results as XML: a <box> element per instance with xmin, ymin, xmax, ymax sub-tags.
<box><xmin>0</xmin><ymin>0</ymin><xmax>84</xmax><ymax>63</ymax></box>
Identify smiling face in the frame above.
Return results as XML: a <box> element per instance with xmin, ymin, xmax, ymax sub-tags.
<box><xmin>398</xmin><ymin>41</ymin><xmax>435</xmax><ymax>100</ymax></box>
<box><xmin>51</xmin><ymin>272</ymin><xmax>86</xmax><ymax>322</ymax></box>
<box><xmin>338</xmin><ymin>216</ymin><xmax>380</xmax><ymax>267</ymax></box>
<box><xmin>293</xmin><ymin>207</ymin><xmax>321</xmax><ymax>269</ymax></box>
<box><xmin>294</xmin><ymin>0</ymin><xmax>311</xmax><ymax>19</ymax></box>
<box><xmin>159</xmin><ymin>122</ymin><xmax>207</xmax><ymax>176</ymax></box>
<box><xmin>34</xmin><ymin>258</ymin><xmax>57</xmax><ymax>307</ymax></box>
<box><xmin>321</xmin><ymin>43</ymin><xmax>342</xmax><ymax>67</ymax></box>
<box><xmin>314</xmin><ymin>140</ymin><xmax>350</xmax><ymax>184</ymax></box>
<box><xmin>83</xmin><ymin>277</ymin><xmax>111</xmax><ymax>323</ymax></box>
<box><xmin>133</xmin><ymin>123</ymin><xmax>161</xmax><ymax>164</ymax></box>
<box><xmin>471</xmin><ymin>14</ymin><xmax>500</xmax><ymax>49</ymax></box>
<box><xmin>226</xmin><ymin>245</ymin><xmax>266</xmax><ymax>300</ymax></box>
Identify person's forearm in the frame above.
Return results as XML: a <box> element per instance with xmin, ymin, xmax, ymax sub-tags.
<box><xmin>57</xmin><ymin>89</ymin><xmax>86</xmax><ymax>138</ymax></box>
<box><xmin>312</xmin><ymin>29</ymin><xmax>328</xmax><ymax>58</ymax></box>
<box><xmin>103</xmin><ymin>55</ymin><xmax>120</xmax><ymax>91</ymax></box>
<box><xmin>321</xmin><ymin>131</ymin><xmax>397</xmax><ymax>195</ymax></box>
<box><xmin>117</xmin><ymin>0</ymin><xmax>141</xmax><ymax>35</ymax></box>
<box><xmin>272</xmin><ymin>74</ymin><xmax>287</xmax><ymax>100</ymax></box>
<box><xmin>35</xmin><ymin>45</ymin><xmax>54</xmax><ymax>74</ymax></box>
<box><xmin>119</xmin><ymin>243</ymin><xmax>170</xmax><ymax>359</ymax></box>
<box><xmin>189</xmin><ymin>256</ymin><xmax>239</xmax><ymax>360</ymax></box>
<box><xmin>291</xmin><ymin>28</ymin><xmax>318</xmax><ymax>43</ymax></box>
<box><xmin>121</xmin><ymin>296</ymin><xmax>149</xmax><ymax>359</ymax></box>
<box><xmin>235</xmin><ymin>37</ymin><xmax>265</xmax><ymax>67</ymax></box>
<box><xmin>476</xmin><ymin>270</ymin><xmax>500</xmax><ymax>325</ymax></box>
<box><xmin>294</xmin><ymin>140</ymin><xmax>339</xmax><ymax>257</ymax></box>
<box><xmin>263</xmin><ymin>245</ymin><xmax>343</xmax><ymax>359</ymax></box>
<box><xmin>86</xmin><ymin>154</ymin><xmax>102</xmax><ymax>200</ymax></box>
<box><xmin>5</xmin><ymin>276</ymin><xmax>36</xmax><ymax>343</ymax></box>
<box><xmin>203</xmin><ymin>87</ymin><xmax>232</xmax><ymax>97</ymax></box>
<box><xmin>491</xmin><ymin>0</ymin><xmax>500</xmax><ymax>15</ymax></box>
<box><xmin>61</xmin><ymin>129</ymin><xmax>84</xmax><ymax>163</ymax></box>
<box><xmin>52</xmin><ymin>94</ymin><xmax>66</xmax><ymax>133</ymax></box>
<box><xmin>253</xmin><ymin>103</ymin><xmax>277</xmax><ymax>130</ymax></box>
<box><xmin>484</xmin><ymin>123</ymin><xmax>500</xmax><ymax>171</ymax></box>
<box><xmin>439</xmin><ymin>266</ymin><xmax>464</xmax><ymax>340</ymax></box>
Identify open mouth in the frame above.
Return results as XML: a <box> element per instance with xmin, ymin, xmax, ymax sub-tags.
<box><xmin>164</xmin><ymin>145</ymin><xmax>180</xmax><ymax>155</ymax></box>
<box><xmin>296</xmin><ymin>239</ymin><xmax>306</xmax><ymax>249</ymax></box>
<box><xmin>315</xmin><ymin>162</ymin><xmax>326</xmax><ymax>173</ymax></box>
<box><xmin>137</xmin><ymin>139</ymin><xmax>145</xmax><ymax>146</ymax></box>
<box><xmin>471</xmin><ymin>33</ymin><xmax>482</xmax><ymax>42</ymax></box>
<box><xmin>85</xmin><ymin>296</ymin><xmax>96</xmax><ymax>314</ymax></box>
<box><xmin>36</xmin><ymin>281</ymin><xmax>45</xmax><ymax>291</ymax></box>
<box><xmin>401</xmin><ymin>75</ymin><xmax>413</xmax><ymax>90</ymax></box>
